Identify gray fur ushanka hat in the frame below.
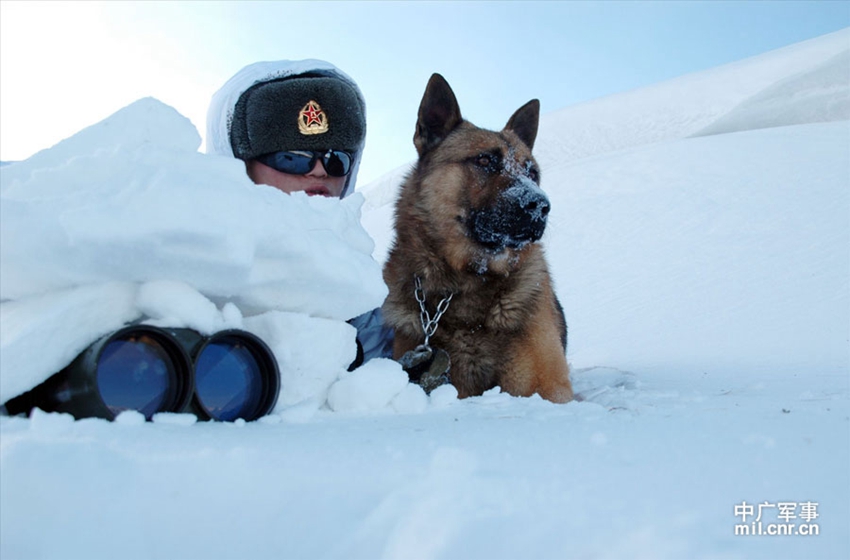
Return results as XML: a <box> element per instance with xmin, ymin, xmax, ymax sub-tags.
<box><xmin>230</xmin><ymin>74</ymin><xmax>366</xmax><ymax>160</ymax></box>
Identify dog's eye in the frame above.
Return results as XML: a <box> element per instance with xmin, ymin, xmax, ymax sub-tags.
<box><xmin>474</xmin><ymin>152</ymin><xmax>500</xmax><ymax>172</ymax></box>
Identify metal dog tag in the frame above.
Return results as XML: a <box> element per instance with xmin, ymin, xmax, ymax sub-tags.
<box><xmin>399</xmin><ymin>344</ymin><xmax>451</xmax><ymax>394</ymax></box>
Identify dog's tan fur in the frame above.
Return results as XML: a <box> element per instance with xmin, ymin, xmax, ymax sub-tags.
<box><xmin>382</xmin><ymin>74</ymin><xmax>572</xmax><ymax>403</ymax></box>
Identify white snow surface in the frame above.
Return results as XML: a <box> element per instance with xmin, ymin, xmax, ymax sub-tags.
<box><xmin>2</xmin><ymin>28</ymin><xmax>849</xmax><ymax>560</ymax></box>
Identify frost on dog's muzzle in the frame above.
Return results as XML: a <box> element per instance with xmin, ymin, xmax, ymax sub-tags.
<box><xmin>469</xmin><ymin>181</ymin><xmax>550</xmax><ymax>250</ymax></box>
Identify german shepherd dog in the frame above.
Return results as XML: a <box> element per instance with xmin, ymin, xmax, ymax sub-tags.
<box><xmin>382</xmin><ymin>74</ymin><xmax>573</xmax><ymax>403</ymax></box>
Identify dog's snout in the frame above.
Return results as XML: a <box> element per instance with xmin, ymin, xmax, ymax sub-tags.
<box><xmin>466</xmin><ymin>183</ymin><xmax>551</xmax><ymax>250</ymax></box>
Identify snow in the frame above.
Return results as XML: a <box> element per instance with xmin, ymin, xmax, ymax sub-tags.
<box><xmin>2</xmin><ymin>28</ymin><xmax>850</xmax><ymax>560</ymax></box>
<box><xmin>327</xmin><ymin>358</ymin><xmax>414</xmax><ymax>413</ymax></box>
<box><xmin>544</xmin><ymin>121</ymin><xmax>848</xmax><ymax>376</ymax></box>
<box><xmin>0</xmin><ymin>97</ymin><xmax>386</xmax><ymax>409</ymax></box>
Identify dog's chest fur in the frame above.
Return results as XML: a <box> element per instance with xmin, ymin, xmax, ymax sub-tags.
<box><xmin>386</xmin><ymin>250</ymin><xmax>549</xmax><ymax>397</ymax></box>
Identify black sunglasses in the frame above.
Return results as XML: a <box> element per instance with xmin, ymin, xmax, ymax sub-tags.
<box><xmin>256</xmin><ymin>149</ymin><xmax>353</xmax><ymax>177</ymax></box>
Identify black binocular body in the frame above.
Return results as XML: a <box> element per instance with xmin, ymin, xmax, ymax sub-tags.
<box><xmin>3</xmin><ymin>325</ymin><xmax>280</xmax><ymax>422</ymax></box>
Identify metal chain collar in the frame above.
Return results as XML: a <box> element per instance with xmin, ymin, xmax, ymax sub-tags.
<box><xmin>414</xmin><ymin>275</ymin><xmax>454</xmax><ymax>349</ymax></box>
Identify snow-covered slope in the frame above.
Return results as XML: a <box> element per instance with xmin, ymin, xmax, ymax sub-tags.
<box><xmin>537</xmin><ymin>27</ymin><xmax>850</xmax><ymax>164</ymax></box>
<box><xmin>2</xmin><ymin>29</ymin><xmax>849</xmax><ymax>560</ymax></box>
<box><xmin>360</xmin><ymin>28</ymin><xmax>850</xmax><ymax>261</ymax></box>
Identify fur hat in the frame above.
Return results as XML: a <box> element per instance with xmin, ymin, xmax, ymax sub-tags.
<box><xmin>230</xmin><ymin>74</ymin><xmax>366</xmax><ymax>161</ymax></box>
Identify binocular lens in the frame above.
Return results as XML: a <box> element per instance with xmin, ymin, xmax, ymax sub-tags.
<box><xmin>96</xmin><ymin>334</ymin><xmax>176</xmax><ymax>420</ymax></box>
<box><xmin>194</xmin><ymin>341</ymin><xmax>263</xmax><ymax>422</ymax></box>
<box><xmin>2</xmin><ymin>326</ymin><xmax>279</xmax><ymax>422</ymax></box>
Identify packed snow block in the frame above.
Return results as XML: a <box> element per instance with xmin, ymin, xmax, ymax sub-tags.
<box><xmin>136</xmin><ymin>280</ymin><xmax>244</xmax><ymax>335</ymax></box>
<box><xmin>0</xmin><ymin>97</ymin><xmax>201</xmax><ymax>191</ymax></box>
<box><xmin>0</xmin><ymin>283</ymin><xmax>140</xmax><ymax>403</ymax></box>
<box><xmin>326</xmin><ymin>358</ymin><xmax>410</xmax><ymax>412</ymax></box>
<box><xmin>391</xmin><ymin>382</ymin><xmax>429</xmax><ymax>414</ymax></box>
<box><xmin>0</xmin><ymin>96</ymin><xmax>386</xmax><ymax>322</ymax></box>
<box><xmin>428</xmin><ymin>383</ymin><xmax>459</xmax><ymax>406</ymax></box>
<box><xmin>243</xmin><ymin>311</ymin><xmax>358</xmax><ymax>411</ymax></box>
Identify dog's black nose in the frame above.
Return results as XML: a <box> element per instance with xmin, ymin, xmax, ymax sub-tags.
<box><xmin>522</xmin><ymin>191</ymin><xmax>550</xmax><ymax>218</ymax></box>
<box><xmin>467</xmin><ymin>183</ymin><xmax>551</xmax><ymax>251</ymax></box>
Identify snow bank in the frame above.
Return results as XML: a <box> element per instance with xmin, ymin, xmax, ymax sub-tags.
<box><xmin>0</xmin><ymin>97</ymin><xmax>390</xmax><ymax>406</ymax></box>
<box><xmin>0</xmin><ymin>98</ymin><xmax>384</xmax><ymax>317</ymax></box>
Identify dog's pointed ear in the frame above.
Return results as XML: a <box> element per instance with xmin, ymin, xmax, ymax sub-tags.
<box><xmin>414</xmin><ymin>73</ymin><xmax>463</xmax><ymax>156</ymax></box>
<box><xmin>504</xmin><ymin>99</ymin><xmax>540</xmax><ymax>150</ymax></box>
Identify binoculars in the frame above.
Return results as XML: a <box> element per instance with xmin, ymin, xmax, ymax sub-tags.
<box><xmin>2</xmin><ymin>325</ymin><xmax>280</xmax><ymax>422</ymax></box>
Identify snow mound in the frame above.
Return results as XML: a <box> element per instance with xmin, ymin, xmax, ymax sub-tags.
<box><xmin>0</xmin><ymin>98</ymin><xmax>384</xmax><ymax>318</ymax></box>
<box><xmin>0</xmin><ymin>97</ymin><xmax>201</xmax><ymax>190</ymax></box>
<box><xmin>327</xmin><ymin>358</ymin><xmax>412</xmax><ymax>413</ymax></box>
<box><xmin>0</xmin><ymin>97</ymin><xmax>387</xmax><ymax>405</ymax></box>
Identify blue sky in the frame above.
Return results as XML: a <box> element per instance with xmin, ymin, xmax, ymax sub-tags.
<box><xmin>1</xmin><ymin>1</ymin><xmax>847</xmax><ymax>184</ymax></box>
